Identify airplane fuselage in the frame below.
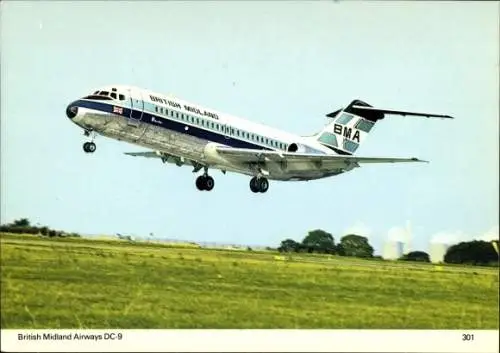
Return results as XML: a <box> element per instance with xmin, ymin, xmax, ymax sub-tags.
<box><xmin>66</xmin><ymin>84</ymin><xmax>449</xmax><ymax>193</ymax></box>
<box><xmin>66</xmin><ymin>85</ymin><xmax>344</xmax><ymax>182</ymax></box>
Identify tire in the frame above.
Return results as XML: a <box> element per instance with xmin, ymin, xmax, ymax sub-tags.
<box><xmin>87</xmin><ymin>142</ymin><xmax>96</xmax><ymax>153</ymax></box>
<box><xmin>196</xmin><ymin>176</ymin><xmax>206</xmax><ymax>191</ymax></box>
<box><xmin>258</xmin><ymin>178</ymin><xmax>269</xmax><ymax>193</ymax></box>
<box><xmin>83</xmin><ymin>142</ymin><xmax>90</xmax><ymax>153</ymax></box>
<box><xmin>249</xmin><ymin>177</ymin><xmax>259</xmax><ymax>193</ymax></box>
<box><xmin>205</xmin><ymin>176</ymin><xmax>214</xmax><ymax>191</ymax></box>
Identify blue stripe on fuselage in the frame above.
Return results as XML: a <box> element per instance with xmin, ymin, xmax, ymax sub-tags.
<box><xmin>71</xmin><ymin>99</ymin><xmax>277</xmax><ymax>151</ymax></box>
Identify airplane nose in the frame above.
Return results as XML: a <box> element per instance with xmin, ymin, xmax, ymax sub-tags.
<box><xmin>66</xmin><ymin>104</ymin><xmax>78</xmax><ymax>119</ymax></box>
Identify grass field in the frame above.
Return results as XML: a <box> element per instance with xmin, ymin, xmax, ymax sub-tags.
<box><xmin>1</xmin><ymin>233</ymin><xmax>498</xmax><ymax>329</ymax></box>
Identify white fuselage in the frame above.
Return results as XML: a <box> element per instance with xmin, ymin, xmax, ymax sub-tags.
<box><xmin>66</xmin><ymin>85</ymin><xmax>346</xmax><ymax>181</ymax></box>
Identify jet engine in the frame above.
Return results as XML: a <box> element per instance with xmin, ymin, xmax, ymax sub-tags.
<box><xmin>287</xmin><ymin>143</ymin><xmax>307</xmax><ymax>153</ymax></box>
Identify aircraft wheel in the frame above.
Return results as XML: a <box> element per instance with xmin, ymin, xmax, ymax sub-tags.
<box><xmin>258</xmin><ymin>178</ymin><xmax>269</xmax><ymax>193</ymax></box>
<box><xmin>87</xmin><ymin>142</ymin><xmax>96</xmax><ymax>153</ymax></box>
<box><xmin>196</xmin><ymin>175</ymin><xmax>206</xmax><ymax>191</ymax></box>
<box><xmin>204</xmin><ymin>176</ymin><xmax>215</xmax><ymax>191</ymax></box>
<box><xmin>249</xmin><ymin>177</ymin><xmax>259</xmax><ymax>193</ymax></box>
<box><xmin>83</xmin><ymin>142</ymin><xmax>90</xmax><ymax>153</ymax></box>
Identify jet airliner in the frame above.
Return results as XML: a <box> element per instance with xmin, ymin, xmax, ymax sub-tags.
<box><xmin>65</xmin><ymin>85</ymin><xmax>453</xmax><ymax>193</ymax></box>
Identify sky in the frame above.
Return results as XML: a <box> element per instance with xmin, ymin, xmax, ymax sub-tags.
<box><xmin>1</xmin><ymin>1</ymin><xmax>498</xmax><ymax>255</ymax></box>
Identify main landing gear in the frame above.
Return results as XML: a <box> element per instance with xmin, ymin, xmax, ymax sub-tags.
<box><xmin>249</xmin><ymin>176</ymin><xmax>269</xmax><ymax>193</ymax></box>
<box><xmin>196</xmin><ymin>174</ymin><xmax>215</xmax><ymax>191</ymax></box>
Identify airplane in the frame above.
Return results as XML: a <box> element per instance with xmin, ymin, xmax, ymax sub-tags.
<box><xmin>65</xmin><ymin>85</ymin><xmax>453</xmax><ymax>193</ymax></box>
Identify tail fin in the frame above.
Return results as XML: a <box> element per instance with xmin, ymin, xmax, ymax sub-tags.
<box><xmin>315</xmin><ymin>99</ymin><xmax>453</xmax><ymax>155</ymax></box>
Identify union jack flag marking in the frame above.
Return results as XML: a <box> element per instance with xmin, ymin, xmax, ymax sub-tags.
<box><xmin>113</xmin><ymin>106</ymin><xmax>123</xmax><ymax>114</ymax></box>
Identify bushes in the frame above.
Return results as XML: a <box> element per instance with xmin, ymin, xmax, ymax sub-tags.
<box><xmin>0</xmin><ymin>218</ymin><xmax>81</xmax><ymax>239</ymax></box>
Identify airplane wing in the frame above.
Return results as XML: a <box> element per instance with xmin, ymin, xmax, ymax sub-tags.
<box><xmin>214</xmin><ymin>147</ymin><xmax>427</xmax><ymax>166</ymax></box>
<box><xmin>124</xmin><ymin>151</ymin><xmax>204</xmax><ymax>171</ymax></box>
<box><xmin>124</xmin><ymin>148</ymin><xmax>426</xmax><ymax>176</ymax></box>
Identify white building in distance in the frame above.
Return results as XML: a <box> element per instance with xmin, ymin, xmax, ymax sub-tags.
<box><xmin>430</xmin><ymin>242</ymin><xmax>449</xmax><ymax>263</ymax></box>
<box><xmin>383</xmin><ymin>241</ymin><xmax>404</xmax><ymax>260</ymax></box>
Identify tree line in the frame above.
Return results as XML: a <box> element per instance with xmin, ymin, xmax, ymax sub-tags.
<box><xmin>1</xmin><ymin>219</ymin><xmax>498</xmax><ymax>267</ymax></box>
<box><xmin>0</xmin><ymin>218</ymin><xmax>80</xmax><ymax>238</ymax></box>
<box><xmin>278</xmin><ymin>229</ymin><xmax>499</xmax><ymax>267</ymax></box>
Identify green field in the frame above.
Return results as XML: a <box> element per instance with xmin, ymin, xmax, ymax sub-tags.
<box><xmin>1</xmin><ymin>233</ymin><xmax>498</xmax><ymax>329</ymax></box>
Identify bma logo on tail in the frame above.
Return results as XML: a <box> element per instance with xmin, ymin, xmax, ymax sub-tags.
<box><xmin>332</xmin><ymin>123</ymin><xmax>361</xmax><ymax>143</ymax></box>
<box><xmin>317</xmin><ymin>108</ymin><xmax>376</xmax><ymax>155</ymax></box>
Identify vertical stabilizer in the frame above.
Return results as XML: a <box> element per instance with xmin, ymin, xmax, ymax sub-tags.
<box><xmin>315</xmin><ymin>100</ymin><xmax>381</xmax><ymax>155</ymax></box>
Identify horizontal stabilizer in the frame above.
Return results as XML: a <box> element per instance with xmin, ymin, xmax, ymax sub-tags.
<box><xmin>326</xmin><ymin>99</ymin><xmax>454</xmax><ymax>122</ymax></box>
<box><xmin>350</xmin><ymin>105</ymin><xmax>454</xmax><ymax>119</ymax></box>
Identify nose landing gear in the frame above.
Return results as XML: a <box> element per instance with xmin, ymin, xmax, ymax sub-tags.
<box><xmin>82</xmin><ymin>130</ymin><xmax>97</xmax><ymax>153</ymax></box>
<box><xmin>83</xmin><ymin>141</ymin><xmax>97</xmax><ymax>153</ymax></box>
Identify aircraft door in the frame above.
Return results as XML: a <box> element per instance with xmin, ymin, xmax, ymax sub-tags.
<box><xmin>128</xmin><ymin>89</ymin><xmax>144</xmax><ymax>125</ymax></box>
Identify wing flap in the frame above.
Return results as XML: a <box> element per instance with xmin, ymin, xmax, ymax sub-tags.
<box><xmin>124</xmin><ymin>151</ymin><xmax>162</xmax><ymax>158</ymax></box>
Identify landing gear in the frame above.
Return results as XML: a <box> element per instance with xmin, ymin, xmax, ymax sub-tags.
<box><xmin>196</xmin><ymin>174</ymin><xmax>215</xmax><ymax>191</ymax></box>
<box><xmin>82</xmin><ymin>130</ymin><xmax>97</xmax><ymax>153</ymax></box>
<box><xmin>250</xmin><ymin>177</ymin><xmax>269</xmax><ymax>193</ymax></box>
<box><xmin>83</xmin><ymin>141</ymin><xmax>96</xmax><ymax>153</ymax></box>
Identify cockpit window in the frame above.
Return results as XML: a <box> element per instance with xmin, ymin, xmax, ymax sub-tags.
<box><xmin>84</xmin><ymin>89</ymin><xmax>126</xmax><ymax>101</ymax></box>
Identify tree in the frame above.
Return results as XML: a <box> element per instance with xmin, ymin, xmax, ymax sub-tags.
<box><xmin>12</xmin><ymin>218</ymin><xmax>30</xmax><ymax>227</ymax></box>
<box><xmin>339</xmin><ymin>234</ymin><xmax>374</xmax><ymax>258</ymax></box>
<box><xmin>278</xmin><ymin>239</ymin><xmax>301</xmax><ymax>253</ymax></box>
<box><xmin>302</xmin><ymin>229</ymin><xmax>335</xmax><ymax>254</ymax></box>
<box><xmin>400</xmin><ymin>251</ymin><xmax>430</xmax><ymax>262</ymax></box>
<box><xmin>444</xmin><ymin>240</ymin><xmax>499</xmax><ymax>266</ymax></box>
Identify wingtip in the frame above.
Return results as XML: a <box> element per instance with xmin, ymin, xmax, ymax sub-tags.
<box><xmin>412</xmin><ymin>157</ymin><xmax>429</xmax><ymax>163</ymax></box>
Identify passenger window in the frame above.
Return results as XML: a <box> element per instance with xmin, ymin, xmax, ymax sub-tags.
<box><xmin>155</xmin><ymin>106</ymin><xmax>158</xmax><ymax>112</ymax></box>
<box><xmin>201</xmin><ymin>120</ymin><xmax>204</xmax><ymax>126</ymax></box>
<box><xmin>176</xmin><ymin>112</ymin><xmax>179</xmax><ymax>118</ymax></box>
<box><xmin>211</xmin><ymin>122</ymin><xmax>214</xmax><ymax>129</ymax></box>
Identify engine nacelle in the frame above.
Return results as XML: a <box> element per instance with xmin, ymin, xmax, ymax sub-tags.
<box><xmin>287</xmin><ymin>143</ymin><xmax>307</xmax><ymax>153</ymax></box>
<box><xmin>203</xmin><ymin>142</ymin><xmax>228</xmax><ymax>165</ymax></box>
